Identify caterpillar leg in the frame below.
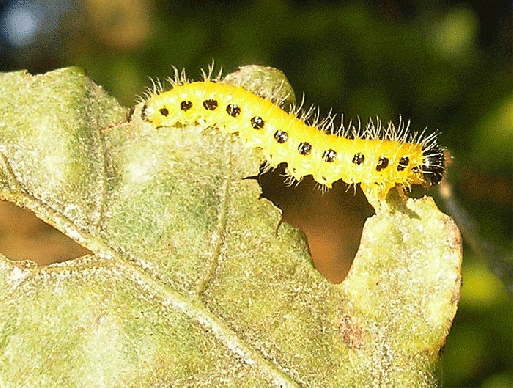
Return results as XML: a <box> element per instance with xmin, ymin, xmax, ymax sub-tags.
<box><xmin>360</xmin><ymin>183</ymin><xmax>394</xmax><ymax>211</ymax></box>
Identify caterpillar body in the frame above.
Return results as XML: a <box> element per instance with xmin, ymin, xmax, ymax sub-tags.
<box><xmin>141</xmin><ymin>71</ymin><xmax>444</xmax><ymax>206</ymax></box>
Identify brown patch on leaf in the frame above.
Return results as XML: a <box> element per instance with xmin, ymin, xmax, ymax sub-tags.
<box><xmin>337</xmin><ymin>313</ymin><xmax>363</xmax><ymax>350</ymax></box>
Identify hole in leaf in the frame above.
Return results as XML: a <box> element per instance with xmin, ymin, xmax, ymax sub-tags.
<box><xmin>257</xmin><ymin>164</ymin><xmax>375</xmax><ymax>284</ymax></box>
<box><xmin>0</xmin><ymin>200</ymin><xmax>91</xmax><ymax>265</ymax></box>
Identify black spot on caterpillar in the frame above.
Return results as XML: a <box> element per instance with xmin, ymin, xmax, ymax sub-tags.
<box><xmin>141</xmin><ymin>69</ymin><xmax>444</xmax><ymax>206</ymax></box>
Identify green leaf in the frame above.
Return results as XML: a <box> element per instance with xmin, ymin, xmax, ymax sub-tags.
<box><xmin>0</xmin><ymin>67</ymin><xmax>461</xmax><ymax>387</ymax></box>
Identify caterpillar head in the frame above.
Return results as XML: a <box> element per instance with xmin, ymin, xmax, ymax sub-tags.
<box><xmin>421</xmin><ymin>146</ymin><xmax>445</xmax><ymax>186</ymax></box>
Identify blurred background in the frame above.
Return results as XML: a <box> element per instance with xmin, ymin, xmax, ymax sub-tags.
<box><xmin>0</xmin><ymin>0</ymin><xmax>512</xmax><ymax>386</ymax></box>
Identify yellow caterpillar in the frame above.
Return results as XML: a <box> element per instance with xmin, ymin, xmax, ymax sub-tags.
<box><xmin>141</xmin><ymin>70</ymin><xmax>444</xmax><ymax>206</ymax></box>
